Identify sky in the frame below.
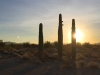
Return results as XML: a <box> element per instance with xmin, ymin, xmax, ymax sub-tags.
<box><xmin>0</xmin><ymin>0</ymin><xmax>100</xmax><ymax>44</ymax></box>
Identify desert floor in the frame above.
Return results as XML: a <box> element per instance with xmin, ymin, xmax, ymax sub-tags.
<box><xmin>0</xmin><ymin>45</ymin><xmax>100</xmax><ymax>75</ymax></box>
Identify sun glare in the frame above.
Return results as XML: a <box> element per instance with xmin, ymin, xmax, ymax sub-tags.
<box><xmin>68</xmin><ymin>29</ymin><xmax>83</xmax><ymax>42</ymax></box>
<box><xmin>74</xmin><ymin>30</ymin><xmax>83</xmax><ymax>42</ymax></box>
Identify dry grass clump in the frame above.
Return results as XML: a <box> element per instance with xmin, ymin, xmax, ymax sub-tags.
<box><xmin>0</xmin><ymin>46</ymin><xmax>16</xmax><ymax>54</ymax></box>
<box><xmin>78</xmin><ymin>46</ymin><xmax>93</xmax><ymax>57</ymax></box>
<box><xmin>82</xmin><ymin>50</ymin><xmax>92</xmax><ymax>57</ymax></box>
<box><xmin>63</xmin><ymin>49</ymin><xmax>72</xmax><ymax>58</ymax></box>
<box><xmin>45</xmin><ymin>48</ymin><xmax>57</xmax><ymax>53</ymax></box>
<box><xmin>51</xmin><ymin>53</ymin><xmax>58</xmax><ymax>59</ymax></box>
<box><xmin>76</xmin><ymin>60</ymin><xmax>86</xmax><ymax>68</ymax></box>
<box><xmin>62</xmin><ymin>56</ymin><xmax>71</xmax><ymax>64</ymax></box>
<box><xmin>62</xmin><ymin>56</ymin><xmax>73</xmax><ymax>68</ymax></box>
<box><xmin>76</xmin><ymin>53</ymin><xmax>86</xmax><ymax>60</ymax></box>
<box><xmin>42</xmin><ymin>51</ymin><xmax>58</xmax><ymax>60</ymax></box>
<box><xmin>86</xmin><ymin>62</ymin><xmax>100</xmax><ymax>69</ymax></box>
<box><xmin>20</xmin><ymin>52</ymin><xmax>34</xmax><ymax>60</ymax></box>
<box><xmin>13</xmin><ymin>53</ymin><xmax>21</xmax><ymax>57</ymax></box>
<box><xmin>33</xmin><ymin>50</ymin><xmax>39</xmax><ymax>56</ymax></box>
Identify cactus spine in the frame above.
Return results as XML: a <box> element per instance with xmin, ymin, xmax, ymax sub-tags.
<box><xmin>58</xmin><ymin>14</ymin><xmax>63</xmax><ymax>59</ymax></box>
<box><xmin>71</xmin><ymin>19</ymin><xmax>76</xmax><ymax>63</ymax></box>
<box><xmin>39</xmin><ymin>23</ymin><xmax>43</xmax><ymax>60</ymax></box>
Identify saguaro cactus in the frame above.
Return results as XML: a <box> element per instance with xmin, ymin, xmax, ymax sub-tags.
<box><xmin>71</xmin><ymin>19</ymin><xmax>76</xmax><ymax>61</ymax></box>
<box><xmin>39</xmin><ymin>23</ymin><xmax>43</xmax><ymax>60</ymax></box>
<box><xmin>58</xmin><ymin>14</ymin><xmax>63</xmax><ymax>59</ymax></box>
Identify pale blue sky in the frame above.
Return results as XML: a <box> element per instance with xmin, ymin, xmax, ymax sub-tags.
<box><xmin>0</xmin><ymin>0</ymin><xmax>100</xmax><ymax>44</ymax></box>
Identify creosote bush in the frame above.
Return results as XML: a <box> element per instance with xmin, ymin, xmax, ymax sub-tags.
<box><xmin>44</xmin><ymin>41</ymin><xmax>52</xmax><ymax>48</ymax></box>
<box><xmin>22</xmin><ymin>42</ymin><xmax>30</xmax><ymax>48</ymax></box>
<box><xmin>83</xmin><ymin>42</ymin><xmax>91</xmax><ymax>48</ymax></box>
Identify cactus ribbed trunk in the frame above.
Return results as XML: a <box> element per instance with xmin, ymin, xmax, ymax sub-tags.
<box><xmin>71</xmin><ymin>19</ymin><xmax>76</xmax><ymax>67</ymax></box>
<box><xmin>39</xmin><ymin>23</ymin><xmax>43</xmax><ymax>60</ymax></box>
<box><xmin>58</xmin><ymin>14</ymin><xmax>63</xmax><ymax>59</ymax></box>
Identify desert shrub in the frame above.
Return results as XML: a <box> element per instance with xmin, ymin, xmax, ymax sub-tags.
<box><xmin>62</xmin><ymin>56</ymin><xmax>73</xmax><ymax>68</ymax></box>
<box><xmin>92</xmin><ymin>46</ymin><xmax>99</xmax><ymax>51</ymax></box>
<box><xmin>20</xmin><ymin>52</ymin><xmax>34</xmax><ymax>60</ymax></box>
<box><xmin>44</xmin><ymin>41</ymin><xmax>52</xmax><ymax>48</ymax></box>
<box><xmin>63</xmin><ymin>49</ymin><xmax>71</xmax><ymax>57</ymax></box>
<box><xmin>0</xmin><ymin>45</ymin><xmax>15</xmax><ymax>53</ymax></box>
<box><xmin>77</xmin><ymin>42</ymin><xmax>81</xmax><ymax>46</ymax></box>
<box><xmin>63</xmin><ymin>44</ymin><xmax>71</xmax><ymax>48</ymax></box>
<box><xmin>0</xmin><ymin>42</ymin><xmax>5</xmax><ymax>47</ymax></box>
<box><xmin>13</xmin><ymin>53</ymin><xmax>21</xmax><ymax>57</ymax></box>
<box><xmin>33</xmin><ymin>50</ymin><xmax>39</xmax><ymax>56</ymax></box>
<box><xmin>76</xmin><ymin>53</ymin><xmax>86</xmax><ymax>60</ymax></box>
<box><xmin>51</xmin><ymin>53</ymin><xmax>58</xmax><ymax>59</ymax></box>
<box><xmin>76</xmin><ymin>60</ymin><xmax>86</xmax><ymax>68</ymax></box>
<box><xmin>22</xmin><ymin>42</ymin><xmax>30</xmax><ymax>48</ymax></box>
<box><xmin>9</xmin><ymin>44</ymin><xmax>23</xmax><ymax>49</ymax></box>
<box><xmin>62</xmin><ymin>56</ymin><xmax>71</xmax><ymax>64</ymax></box>
<box><xmin>30</xmin><ymin>43</ymin><xmax>38</xmax><ymax>47</ymax></box>
<box><xmin>42</xmin><ymin>51</ymin><xmax>50</xmax><ymax>59</ymax></box>
<box><xmin>39</xmin><ymin>50</ymin><xmax>58</xmax><ymax>60</ymax></box>
<box><xmin>63</xmin><ymin>44</ymin><xmax>72</xmax><ymax>58</ymax></box>
<box><xmin>9</xmin><ymin>43</ymin><xmax>16</xmax><ymax>48</ymax></box>
<box><xmin>83</xmin><ymin>42</ymin><xmax>91</xmax><ymax>48</ymax></box>
<box><xmin>0</xmin><ymin>47</ymin><xmax>5</xmax><ymax>52</ymax></box>
<box><xmin>76</xmin><ymin>42</ymin><xmax>83</xmax><ymax>49</ymax></box>
<box><xmin>80</xmin><ymin>48</ymin><xmax>93</xmax><ymax>57</ymax></box>
<box><xmin>45</xmin><ymin>48</ymin><xmax>57</xmax><ymax>53</ymax></box>
<box><xmin>52</xmin><ymin>41</ymin><xmax>58</xmax><ymax>48</ymax></box>
<box><xmin>86</xmin><ymin>62</ymin><xmax>100</xmax><ymax>69</ymax></box>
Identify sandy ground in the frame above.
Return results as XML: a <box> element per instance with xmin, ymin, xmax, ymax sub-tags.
<box><xmin>0</xmin><ymin>56</ymin><xmax>100</xmax><ymax>75</ymax></box>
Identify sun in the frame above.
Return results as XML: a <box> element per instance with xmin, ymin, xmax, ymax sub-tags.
<box><xmin>67</xmin><ymin>29</ymin><xmax>84</xmax><ymax>43</ymax></box>
<box><xmin>74</xmin><ymin>30</ymin><xmax>83</xmax><ymax>42</ymax></box>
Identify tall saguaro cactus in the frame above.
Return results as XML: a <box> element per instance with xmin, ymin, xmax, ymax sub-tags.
<box><xmin>58</xmin><ymin>14</ymin><xmax>63</xmax><ymax>59</ymax></box>
<box><xmin>39</xmin><ymin>23</ymin><xmax>43</xmax><ymax>60</ymax></box>
<box><xmin>71</xmin><ymin>19</ymin><xmax>76</xmax><ymax>61</ymax></box>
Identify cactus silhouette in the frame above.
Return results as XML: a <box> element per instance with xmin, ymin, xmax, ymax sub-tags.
<box><xmin>39</xmin><ymin>23</ymin><xmax>43</xmax><ymax>60</ymax></box>
<box><xmin>71</xmin><ymin>19</ymin><xmax>76</xmax><ymax>63</ymax></box>
<box><xmin>58</xmin><ymin>14</ymin><xmax>63</xmax><ymax>59</ymax></box>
